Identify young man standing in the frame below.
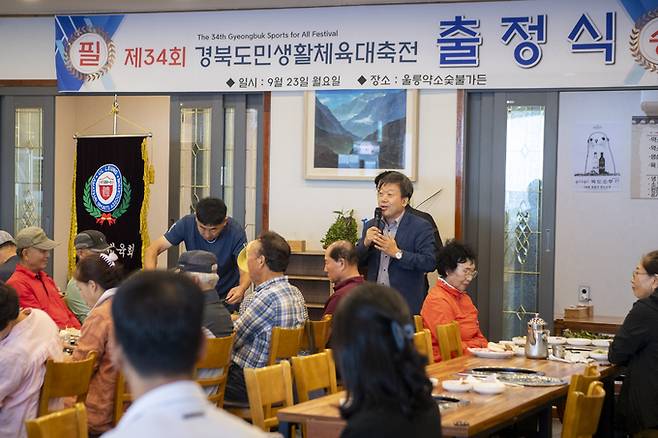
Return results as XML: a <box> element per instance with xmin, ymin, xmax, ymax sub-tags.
<box><xmin>144</xmin><ymin>197</ymin><xmax>250</xmax><ymax>306</ymax></box>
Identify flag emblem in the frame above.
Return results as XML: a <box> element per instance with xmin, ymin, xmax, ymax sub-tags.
<box><xmin>84</xmin><ymin>164</ymin><xmax>131</xmax><ymax>225</ymax></box>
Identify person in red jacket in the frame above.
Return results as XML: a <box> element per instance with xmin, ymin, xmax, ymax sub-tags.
<box><xmin>7</xmin><ymin>227</ymin><xmax>80</xmax><ymax>329</ymax></box>
<box><xmin>420</xmin><ymin>240</ymin><xmax>486</xmax><ymax>361</ymax></box>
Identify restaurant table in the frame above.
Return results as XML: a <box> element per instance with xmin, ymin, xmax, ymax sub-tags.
<box><xmin>277</xmin><ymin>355</ymin><xmax>619</xmax><ymax>438</ymax></box>
<box><xmin>553</xmin><ymin>314</ymin><xmax>625</xmax><ymax>336</ymax></box>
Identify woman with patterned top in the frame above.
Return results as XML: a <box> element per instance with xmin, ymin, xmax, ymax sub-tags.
<box><xmin>70</xmin><ymin>253</ymin><xmax>123</xmax><ymax>437</ymax></box>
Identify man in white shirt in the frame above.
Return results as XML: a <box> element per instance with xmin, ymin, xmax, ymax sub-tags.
<box><xmin>0</xmin><ymin>282</ymin><xmax>62</xmax><ymax>438</ymax></box>
<box><xmin>103</xmin><ymin>270</ymin><xmax>265</xmax><ymax>438</ymax></box>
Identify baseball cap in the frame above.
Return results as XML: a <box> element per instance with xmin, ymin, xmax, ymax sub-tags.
<box><xmin>74</xmin><ymin>230</ymin><xmax>110</xmax><ymax>251</ymax></box>
<box><xmin>177</xmin><ymin>250</ymin><xmax>218</xmax><ymax>274</ymax></box>
<box><xmin>15</xmin><ymin>227</ymin><xmax>58</xmax><ymax>250</ymax></box>
<box><xmin>0</xmin><ymin>230</ymin><xmax>15</xmax><ymax>247</ymax></box>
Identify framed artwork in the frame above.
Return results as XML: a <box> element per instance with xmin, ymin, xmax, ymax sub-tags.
<box><xmin>304</xmin><ymin>89</ymin><xmax>418</xmax><ymax>180</ymax></box>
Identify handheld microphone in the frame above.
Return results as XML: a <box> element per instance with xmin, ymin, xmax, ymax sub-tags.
<box><xmin>374</xmin><ymin>207</ymin><xmax>383</xmax><ymax>231</ymax></box>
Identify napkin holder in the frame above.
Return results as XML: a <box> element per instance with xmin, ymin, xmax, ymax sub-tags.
<box><xmin>288</xmin><ymin>240</ymin><xmax>307</xmax><ymax>252</ymax></box>
<box><xmin>564</xmin><ymin>304</ymin><xmax>593</xmax><ymax>319</ymax></box>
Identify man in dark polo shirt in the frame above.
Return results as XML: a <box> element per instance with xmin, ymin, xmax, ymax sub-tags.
<box><xmin>144</xmin><ymin>197</ymin><xmax>250</xmax><ymax>305</ymax></box>
<box><xmin>322</xmin><ymin>240</ymin><xmax>364</xmax><ymax>317</ymax></box>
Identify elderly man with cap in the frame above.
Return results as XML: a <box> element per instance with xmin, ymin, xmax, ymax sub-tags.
<box><xmin>177</xmin><ymin>250</ymin><xmax>233</xmax><ymax>338</ymax></box>
<box><xmin>0</xmin><ymin>230</ymin><xmax>18</xmax><ymax>283</ymax></box>
<box><xmin>63</xmin><ymin>230</ymin><xmax>111</xmax><ymax>324</ymax></box>
<box><xmin>6</xmin><ymin>227</ymin><xmax>80</xmax><ymax>329</ymax></box>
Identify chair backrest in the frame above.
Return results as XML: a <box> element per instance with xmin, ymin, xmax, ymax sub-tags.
<box><xmin>561</xmin><ymin>381</ymin><xmax>606</xmax><ymax>438</ymax></box>
<box><xmin>567</xmin><ymin>364</ymin><xmax>601</xmax><ymax>395</ymax></box>
<box><xmin>26</xmin><ymin>402</ymin><xmax>88</xmax><ymax>438</ymax></box>
<box><xmin>413</xmin><ymin>315</ymin><xmax>424</xmax><ymax>333</ymax></box>
<box><xmin>268</xmin><ymin>326</ymin><xmax>305</xmax><ymax>365</ymax></box>
<box><xmin>38</xmin><ymin>351</ymin><xmax>97</xmax><ymax>416</ymax></box>
<box><xmin>413</xmin><ymin>329</ymin><xmax>435</xmax><ymax>364</ymax></box>
<box><xmin>436</xmin><ymin>321</ymin><xmax>463</xmax><ymax>361</ymax></box>
<box><xmin>193</xmin><ymin>333</ymin><xmax>235</xmax><ymax>408</ymax></box>
<box><xmin>113</xmin><ymin>371</ymin><xmax>132</xmax><ymax>425</ymax></box>
<box><xmin>244</xmin><ymin>360</ymin><xmax>294</xmax><ymax>431</ymax></box>
<box><xmin>301</xmin><ymin>316</ymin><xmax>332</xmax><ymax>354</ymax></box>
<box><xmin>291</xmin><ymin>349</ymin><xmax>338</xmax><ymax>403</ymax></box>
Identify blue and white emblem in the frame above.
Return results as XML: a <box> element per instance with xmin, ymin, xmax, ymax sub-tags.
<box><xmin>90</xmin><ymin>164</ymin><xmax>123</xmax><ymax>213</ymax></box>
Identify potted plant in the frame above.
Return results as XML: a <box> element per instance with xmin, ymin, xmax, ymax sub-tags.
<box><xmin>321</xmin><ymin>209</ymin><xmax>358</xmax><ymax>249</ymax></box>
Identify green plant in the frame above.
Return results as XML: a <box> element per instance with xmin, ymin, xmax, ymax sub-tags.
<box><xmin>321</xmin><ymin>209</ymin><xmax>358</xmax><ymax>249</ymax></box>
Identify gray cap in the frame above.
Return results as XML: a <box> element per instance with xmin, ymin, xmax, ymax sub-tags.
<box><xmin>177</xmin><ymin>250</ymin><xmax>218</xmax><ymax>274</ymax></box>
<box><xmin>15</xmin><ymin>227</ymin><xmax>58</xmax><ymax>250</ymax></box>
<box><xmin>74</xmin><ymin>230</ymin><xmax>110</xmax><ymax>251</ymax></box>
<box><xmin>0</xmin><ymin>230</ymin><xmax>15</xmax><ymax>247</ymax></box>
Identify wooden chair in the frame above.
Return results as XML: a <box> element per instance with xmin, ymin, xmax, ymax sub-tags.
<box><xmin>26</xmin><ymin>402</ymin><xmax>88</xmax><ymax>438</ymax></box>
<box><xmin>267</xmin><ymin>326</ymin><xmax>305</xmax><ymax>365</ymax></box>
<box><xmin>193</xmin><ymin>333</ymin><xmax>235</xmax><ymax>408</ymax></box>
<box><xmin>113</xmin><ymin>371</ymin><xmax>132</xmax><ymax>425</ymax></box>
<box><xmin>568</xmin><ymin>364</ymin><xmax>601</xmax><ymax>394</ymax></box>
<box><xmin>301</xmin><ymin>315</ymin><xmax>332</xmax><ymax>353</ymax></box>
<box><xmin>561</xmin><ymin>381</ymin><xmax>606</xmax><ymax>438</ymax></box>
<box><xmin>37</xmin><ymin>351</ymin><xmax>97</xmax><ymax>416</ymax></box>
<box><xmin>226</xmin><ymin>325</ymin><xmax>304</xmax><ymax>419</ymax></box>
<box><xmin>291</xmin><ymin>349</ymin><xmax>338</xmax><ymax>403</ymax></box>
<box><xmin>413</xmin><ymin>329</ymin><xmax>435</xmax><ymax>364</ymax></box>
<box><xmin>436</xmin><ymin>321</ymin><xmax>463</xmax><ymax>361</ymax></box>
<box><xmin>413</xmin><ymin>315</ymin><xmax>424</xmax><ymax>332</ymax></box>
<box><xmin>244</xmin><ymin>360</ymin><xmax>294</xmax><ymax>431</ymax></box>
<box><xmin>555</xmin><ymin>364</ymin><xmax>602</xmax><ymax>421</ymax></box>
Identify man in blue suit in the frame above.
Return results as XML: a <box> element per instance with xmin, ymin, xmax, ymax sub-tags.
<box><xmin>356</xmin><ymin>172</ymin><xmax>436</xmax><ymax>314</ymax></box>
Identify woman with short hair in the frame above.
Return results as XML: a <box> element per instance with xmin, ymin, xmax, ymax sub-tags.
<box><xmin>420</xmin><ymin>240</ymin><xmax>487</xmax><ymax>362</ymax></box>
<box><xmin>331</xmin><ymin>282</ymin><xmax>441</xmax><ymax>438</ymax></box>
<box><xmin>609</xmin><ymin>250</ymin><xmax>658</xmax><ymax>436</ymax></box>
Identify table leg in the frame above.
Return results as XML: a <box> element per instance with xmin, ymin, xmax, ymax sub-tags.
<box><xmin>594</xmin><ymin>374</ymin><xmax>616</xmax><ymax>438</ymax></box>
<box><xmin>537</xmin><ymin>405</ymin><xmax>553</xmax><ymax>438</ymax></box>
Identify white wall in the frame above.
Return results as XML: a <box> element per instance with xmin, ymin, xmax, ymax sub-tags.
<box><xmin>269</xmin><ymin>90</ymin><xmax>457</xmax><ymax>251</ymax></box>
<box><xmin>555</xmin><ymin>90</ymin><xmax>658</xmax><ymax>317</ymax></box>
<box><xmin>53</xmin><ymin>96</ymin><xmax>170</xmax><ymax>287</ymax></box>
<box><xmin>0</xmin><ymin>18</ymin><xmax>54</xmax><ymax>79</ymax></box>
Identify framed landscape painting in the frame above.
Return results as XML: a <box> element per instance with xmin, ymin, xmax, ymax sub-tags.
<box><xmin>304</xmin><ymin>89</ymin><xmax>418</xmax><ymax>180</ymax></box>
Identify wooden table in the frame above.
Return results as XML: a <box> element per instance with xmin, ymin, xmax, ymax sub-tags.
<box><xmin>553</xmin><ymin>314</ymin><xmax>625</xmax><ymax>336</ymax></box>
<box><xmin>277</xmin><ymin>355</ymin><xmax>618</xmax><ymax>437</ymax></box>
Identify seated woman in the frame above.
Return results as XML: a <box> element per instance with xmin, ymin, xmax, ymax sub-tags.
<box><xmin>609</xmin><ymin>250</ymin><xmax>658</xmax><ymax>436</ymax></box>
<box><xmin>70</xmin><ymin>253</ymin><xmax>123</xmax><ymax>437</ymax></box>
<box><xmin>331</xmin><ymin>283</ymin><xmax>441</xmax><ymax>438</ymax></box>
<box><xmin>420</xmin><ymin>240</ymin><xmax>487</xmax><ymax>361</ymax></box>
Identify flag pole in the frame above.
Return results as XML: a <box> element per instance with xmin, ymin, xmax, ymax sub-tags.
<box><xmin>112</xmin><ymin>94</ymin><xmax>118</xmax><ymax>135</ymax></box>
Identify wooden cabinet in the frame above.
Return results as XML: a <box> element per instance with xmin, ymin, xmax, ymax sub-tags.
<box><xmin>286</xmin><ymin>251</ymin><xmax>332</xmax><ymax>320</ymax></box>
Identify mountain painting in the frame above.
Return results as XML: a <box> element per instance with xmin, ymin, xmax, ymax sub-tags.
<box><xmin>313</xmin><ymin>89</ymin><xmax>407</xmax><ymax>170</ymax></box>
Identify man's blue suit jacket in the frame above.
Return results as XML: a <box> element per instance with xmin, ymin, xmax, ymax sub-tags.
<box><xmin>356</xmin><ymin>212</ymin><xmax>437</xmax><ymax>314</ymax></box>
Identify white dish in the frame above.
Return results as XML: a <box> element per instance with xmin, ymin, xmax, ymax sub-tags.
<box><xmin>429</xmin><ymin>377</ymin><xmax>439</xmax><ymax>387</ymax></box>
<box><xmin>592</xmin><ymin>339</ymin><xmax>612</xmax><ymax>347</ymax></box>
<box><xmin>566</xmin><ymin>338</ymin><xmax>591</xmax><ymax>346</ymax></box>
<box><xmin>512</xmin><ymin>336</ymin><xmax>526</xmax><ymax>346</ymax></box>
<box><xmin>472</xmin><ymin>381</ymin><xmax>506</xmax><ymax>395</ymax></box>
<box><xmin>514</xmin><ymin>346</ymin><xmax>525</xmax><ymax>357</ymax></box>
<box><xmin>548</xmin><ymin>336</ymin><xmax>566</xmax><ymax>345</ymax></box>
<box><xmin>589</xmin><ymin>349</ymin><xmax>609</xmax><ymax>361</ymax></box>
<box><xmin>589</xmin><ymin>352</ymin><xmax>608</xmax><ymax>361</ymax></box>
<box><xmin>442</xmin><ymin>379</ymin><xmax>473</xmax><ymax>392</ymax></box>
<box><xmin>468</xmin><ymin>348</ymin><xmax>515</xmax><ymax>359</ymax></box>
